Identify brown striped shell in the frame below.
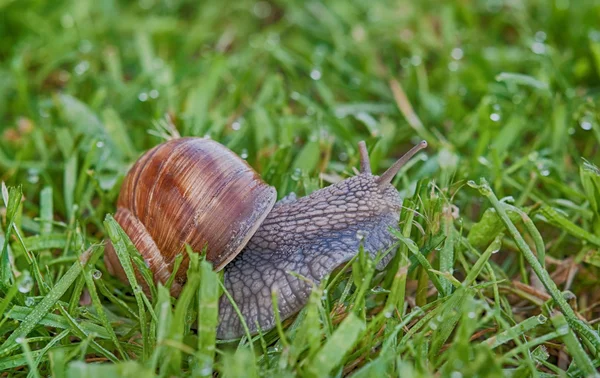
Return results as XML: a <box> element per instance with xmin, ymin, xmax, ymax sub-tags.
<box><xmin>104</xmin><ymin>137</ymin><xmax>277</xmax><ymax>296</ymax></box>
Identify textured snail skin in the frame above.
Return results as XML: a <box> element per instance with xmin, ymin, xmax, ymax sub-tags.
<box><xmin>217</xmin><ymin>173</ymin><xmax>403</xmax><ymax>339</ymax></box>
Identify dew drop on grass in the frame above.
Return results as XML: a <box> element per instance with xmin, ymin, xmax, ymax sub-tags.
<box><xmin>384</xmin><ymin>311</ymin><xmax>392</xmax><ymax>319</ymax></box>
<box><xmin>253</xmin><ymin>1</ymin><xmax>271</xmax><ymax>18</ymax></box>
<box><xmin>61</xmin><ymin>14</ymin><xmax>74</xmax><ymax>28</ymax></box>
<box><xmin>96</xmin><ymin>141</ymin><xmax>105</xmax><ymax>148</ymax></box>
<box><xmin>92</xmin><ymin>270</ymin><xmax>102</xmax><ymax>279</ymax></box>
<box><xmin>450</xmin><ymin>372</ymin><xmax>463</xmax><ymax>378</ymax></box>
<box><xmin>149</xmin><ymin>89</ymin><xmax>159</xmax><ymax>99</ymax></box>
<box><xmin>231</xmin><ymin>121</ymin><xmax>241</xmax><ymax>131</ymax></box>
<box><xmin>15</xmin><ymin>337</ymin><xmax>24</xmax><ymax>344</ymax></box>
<box><xmin>489</xmin><ymin>113</ymin><xmax>501</xmax><ymax>122</ymax></box>
<box><xmin>27</xmin><ymin>168</ymin><xmax>39</xmax><ymax>184</ymax></box>
<box><xmin>429</xmin><ymin>322</ymin><xmax>438</xmax><ymax>330</ymax></box>
<box><xmin>557</xmin><ymin>325</ymin><xmax>569</xmax><ymax>335</ymax></box>
<box><xmin>18</xmin><ymin>271</ymin><xmax>34</xmax><ymax>293</ymax></box>
<box><xmin>25</xmin><ymin>297</ymin><xmax>35</xmax><ymax>307</ymax></box>
<box><xmin>240</xmin><ymin>149</ymin><xmax>249</xmax><ymax>160</ymax></box>
<box><xmin>531</xmin><ymin>42</ymin><xmax>546</xmax><ymax>55</ymax></box>
<box><xmin>468</xmin><ymin>312</ymin><xmax>476</xmax><ymax>319</ymax></box>
<box><xmin>310</xmin><ymin>69</ymin><xmax>322</xmax><ymax>80</ymax></box>
<box><xmin>138</xmin><ymin>92</ymin><xmax>149</xmax><ymax>102</ymax></box>
<box><xmin>535</xmin><ymin>31</ymin><xmax>547</xmax><ymax>42</ymax></box>
<box><xmin>451</xmin><ymin>47</ymin><xmax>464</xmax><ymax>60</ymax></box>
<box><xmin>74</xmin><ymin>61</ymin><xmax>90</xmax><ymax>75</ymax></box>
<box><xmin>291</xmin><ymin>168</ymin><xmax>301</xmax><ymax>181</ymax></box>
<box><xmin>410</xmin><ymin>55</ymin><xmax>422</xmax><ymax>66</ymax></box>
<box><xmin>79</xmin><ymin>40</ymin><xmax>93</xmax><ymax>53</ymax></box>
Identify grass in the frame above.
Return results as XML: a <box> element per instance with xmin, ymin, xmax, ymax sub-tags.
<box><xmin>1</xmin><ymin>0</ymin><xmax>600</xmax><ymax>376</ymax></box>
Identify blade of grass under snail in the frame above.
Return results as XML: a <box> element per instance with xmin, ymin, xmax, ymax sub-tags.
<box><xmin>304</xmin><ymin>313</ymin><xmax>366</xmax><ymax>377</ymax></box>
<box><xmin>0</xmin><ymin>245</ymin><xmax>99</xmax><ymax>356</ymax></box>
<box><xmin>167</xmin><ymin>249</ymin><xmax>201</xmax><ymax>373</ymax></box>
<box><xmin>104</xmin><ymin>215</ymin><xmax>150</xmax><ymax>360</ymax></box>
<box><xmin>471</xmin><ymin>179</ymin><xmax>600</xmax><ymax>351</ymax></box>
<box><xmin>149</xmin><ymin>285</ymin><xmax>172</xmax><ymax>374</ymax></box>
<box><xmin>82</xmin><ymin>259</ymin><xmax>128</xmax><ymax>359</ymax></box>
<box><xmin>194</xmin><ymin>258</ymin><xmax>219</xmax><ymax>377</ymax></box>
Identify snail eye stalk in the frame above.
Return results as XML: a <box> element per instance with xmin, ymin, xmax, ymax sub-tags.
<box><xmin>358</xmin><ymin>141</ymin><xmax>371</xmax><ymax>174</ymax></box>
<box><xmin>376</xmin><ymin>140</ymin><xmax>428</xmax><ymax>186</ymax></box>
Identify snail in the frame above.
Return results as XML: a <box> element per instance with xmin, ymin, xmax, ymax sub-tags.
<box><xmin>104</xmin><ymin>137</ymin><xmax>427</xmax><ymax>340</ymax></box>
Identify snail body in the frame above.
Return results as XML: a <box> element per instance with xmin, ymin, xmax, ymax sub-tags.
<box><xmin>105</xmin><ymin>137</ymin><xmax>427</xmax><ymax>339</ymax></box>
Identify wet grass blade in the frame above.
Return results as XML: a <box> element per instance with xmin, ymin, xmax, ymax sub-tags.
<box><xmin>0</xmin><ymin>246</ymin><xmax>98</xmax><ymax>355</ymax></box>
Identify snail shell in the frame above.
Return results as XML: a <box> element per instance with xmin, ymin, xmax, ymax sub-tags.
<box><xmin>104</xmin><ymin>137</ymin><xmax>276</xmax><ymax>295</ymax></box>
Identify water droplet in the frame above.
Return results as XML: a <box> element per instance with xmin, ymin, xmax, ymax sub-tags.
<box><xmin>531</xmin><ymin>42</ymin><xmax>546</xmax><ymax>55</ymax></box>
<box><xmin>74</xmin><ymin>61</ymin><xmax>90</xmax><ymax>75</ymax></box>
<box><xmin>290</xmin><ymin>92</ymin><xmax>301</xmax><ymax>101</ymax></box>
<box><xmin>410</xmin><ymin>55</ymin><xmax>422</xmax><ymax>66</ymax></box>
<box><xmin>240</xmin><ymin>149</ymin><xmax>249</xmax><ymax>160</ymax></box>
<box><xmin>490</xmin><ymin>113</ymin><xmax>501</xmax><ymax>122</ymax></box>
<box><xmin>15</xmin><ymin>337</ymin><xmax>24</xmax><ymax>344</ymax></box>
<box><xmin>149</xmin><ymin>89</ymin><xmax>159</xmax><ymax>99</ymax></box>
<box><xmin>557</xmin><ymin>325</ymin><xmax>569</xmax><ymax>335</ymax></box>
<box><xmin>535</xmin><ymin>31</ymin><xmax>547</xmax><ymax>42</ymax></box>
<box><xmin>451</xmin><ymin>48</ymin><xmax>464</xmax><ymax>60</ymax></box>
<box><xmin>310</xmin><ymin>69</ymin><xmax>322</xmax><ymax>81</ymax></box>
<box><xmin>512</xmin><ymin>94</ymin><xmax>523</xmax><ymax>104</ymax></box>
<box><xmin>468</xmin><ymin>312</ymin><xmax>476</xmax><ymax>319</ymax></box>
<box><xmin>25</xmin><ymin>297</ymin><xmax>35</xmax><ymax>307</ymax></box>
<box><xmin>92</xmin><ymin>270</ymin><xmax>102</xmax><ymax>279</ymax></box>
<box><xmin>429</xmin><ymin>322</ymin><xmax>438</xmax><ymax>330</ymax></box>
<box><xmin>448</xmin><ymin>61</ymin><xmax>459</xmax><ymax>71</ymax></box>
<box><xmin>580</xmin><ymin>115</ymin><xmax>593</xmax><ymax>131</ymax></box>
<box><xmin>96</xmin><ymin>141</ymin><xmax>105</xmax><ymax>148</ymax></box>
<box><xmin>384</xmin><ymin>311</ymin><xmax>393</xmax><ymax>319</ymax></box>
<box><xmin>138</xmin><ymin>92</ymin><xmax>148</xmax><ymax>102</ymax></box>
<box><xmin>79</xmin><ymin>40</ymin><xmax>93</xmax><ymax>53</ymax></box>
<box><xmin>231</xmin><ymin>121</ymin><xmax>241</xmax><ymax>131</ymax></box>
<box><xmin>18</xmin><ymin>272</ymin><xmax>34</xmax><ymax>293</ymax></box>
<box><xmin>253</xmin><ymin>1</ymin><xmax>271</xmax><ymax>18</ymax></box>
<box><xmin>291</xmin><ymin>168</ymin><xmax>301</xmax><ymax>181</ymax></box>
<box><xmin>540</xmin><ymin>169</ymin><xmax>550</xmax><ymax>177</ymax></box>
<box><xmin>356</xmin><ymin>230</ymin><xmax>368</xmax><ymax>241</ymax></box>
<box><xmin>27</xmin><ymin>169</ymin><xmax>39</xmax><ymax>184</ymax></box>
<box><xmin>61</xmin><ymin>14</ymin><xmax>74</xmax><ymax>28</ymax></box>
<box><xmin>450</xmin><ymin>372</ymin><xmax>463</xmax><ymax>378</ymax></box>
